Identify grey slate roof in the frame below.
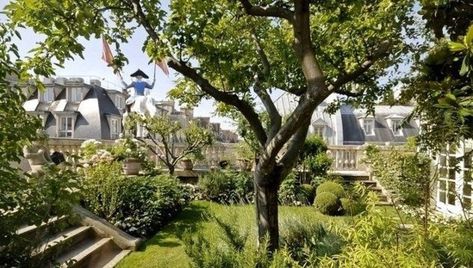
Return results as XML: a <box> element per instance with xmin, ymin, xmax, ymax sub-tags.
<box><xmin>25</xmin><ymin>81</ymin><xmax>123</xmax><ymax>140</ymax></box>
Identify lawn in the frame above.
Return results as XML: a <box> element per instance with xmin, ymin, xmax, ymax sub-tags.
<box><xmin>117</xmin><ymin>201</ymin><xmax>400</xmax><ymax>268</ymax></box>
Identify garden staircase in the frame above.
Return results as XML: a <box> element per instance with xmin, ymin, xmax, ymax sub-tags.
<box><xmin>17</xmin><ymin>207</ymin><xmax>141</xmax><ymax>267</ymax></box>
<box><xmin>342</xmin><ymin>175</ymin><xmax>391</xmax><ymax>205</ymax></box>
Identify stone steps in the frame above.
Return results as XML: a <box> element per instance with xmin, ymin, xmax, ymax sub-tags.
<box><xmin>342</xmin><ymin>177</ymin><xmax>390</xmax><ymax>205</ymax></box>
<box><xmin>18</xmin><ymin>215</ymin><xmax>132</xmax><ymax>267</ymax></box>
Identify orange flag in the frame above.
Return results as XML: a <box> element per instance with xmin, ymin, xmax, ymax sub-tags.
<box><xmin>101</xmin><ymin>37</ymin><xmax>114</xmax><ymax>65</ymax></box>
<box><xmin>101</xmin><ymin>37</ymin><xmax>122</xmax><ymax>79</ymax></box>
<box><xmin>156</xmin><ymin>58</ymin><xmax>170</xmax><ymax>76</ymax></box>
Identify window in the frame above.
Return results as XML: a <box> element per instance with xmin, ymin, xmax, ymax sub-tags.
<box><xmin>314</xmin><ymin>125</ymin><xmax>325</xmax><ymax>137</ymax></box>
<box><xmin>438</xmin><ymin>147</ymin><xmax>457</xmax><ymax>206</ymax></box>
<box><xmin>363</xmin><ymin>119</ymin><xmax>375</xmax><ymax>136</ymax></box>
<box><xmin>39</xmin><ymin>87</ymin><xmax>55</xmax><ymax>102</ymax></box>
<box><xmin>66</xmin><ymin>87</ymin><xmax>83</xmax><ymax>102</ymax></box>
<box><xmin>110</xmin><ymin>118</ymin><xmax>121</xmax><ymax>139</ymax></box>
<box><xmin>391</xmin><ymin>119</ymin><xmax>403</xmax><ymax>136</ymax></box>
<box><xmin>58</xmin><ymin>116</ymin><xmax>74</xmax><ymax>137</ymax></box>
<box><xmin>115</xmin><ymin>95</ymin><xmax>124</xmax><ymax>109</ymax></box>
<box><xmin>463</xmin><ymin>152</ymin><xmax>472</xmax><ymax>211</ymax></box>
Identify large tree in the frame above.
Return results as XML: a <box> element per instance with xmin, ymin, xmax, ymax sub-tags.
<box><xmin>5</xmin><ymin>0</ymin><xmax>415</xmax><ymax>250</ymax></box>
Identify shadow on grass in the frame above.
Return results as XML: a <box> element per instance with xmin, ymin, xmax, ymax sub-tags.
<box><xmin>139</xmin><ymin>202</ymin><xmax>210</xmax><ymax>250</ymax></box>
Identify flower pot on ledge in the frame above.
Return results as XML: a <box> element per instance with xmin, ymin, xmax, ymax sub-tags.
<box><xmin>123</xmin><ymin>158</ymin><xmax>142</xmax><ymax>175</ymax></box>
<box><xmin>181</xmin><ymin>159</ymin><xmax>193</xmax><ymax>171</ymax></box>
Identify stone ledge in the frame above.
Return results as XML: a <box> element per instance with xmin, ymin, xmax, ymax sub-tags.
<box><xmin>73</xmin><ymin>205</ymin><xmax>143</xmax><ymax>251</ymax></box>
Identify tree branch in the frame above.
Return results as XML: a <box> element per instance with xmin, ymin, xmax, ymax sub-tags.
<box><xmin>129</xmin><ymin>0</ymin><xmax>268</xmax><ymax>146</ymax></box>
<box><xmin>252</xmin><ymin>30</ymin><xmax>281</xmax><ymax>140</ymax></box>
<box><xmin>279</xmin><ymin>117</ymin><xmax>310</xmax><ymax>177</ymax></box>
<box><xmin>328</xmin><ymin>41</ymin><xmax>391</xmax><ymax>91</ymax></box>
<box><xmin>238</xmin><ymin>0</ymin><xmax>294</xmax><ymax>23</ymax></box>
<box><xmin>168</xmin><ymin>58</ymin><xmax>268</xmax><ymax>146</ymax></box>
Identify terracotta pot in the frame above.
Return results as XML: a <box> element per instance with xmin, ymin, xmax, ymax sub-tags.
<box><xmin>123</xmin><ymin>158</ymin><xmax>142</xmax><ymax>175</ymax></box>
<box><xmin>181</xmin><ymin>159</ymin><xmax>193</xmax><ymax>170</ymax></box>
<box><xmin>236</xmin><ymin>159</ymin><xmax>252</xmax><ymax>171</ymax></box>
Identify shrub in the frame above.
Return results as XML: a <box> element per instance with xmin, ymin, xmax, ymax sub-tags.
<box><xmin>233</xmin><ymin>172</ymin><xmax>254</xmax><ymax>203</ymax></box>
<box><xmin>278</xmin><ymin>173</ymin><xmax>300</xmax><ymax>205</ymax></box>
<box><xmin>316</xmin><ymin>181</ymin><xmax>346</xmax><ymax>198</ymax></box>
<box><xmin>340</xmin><ymin>198</ymin><xmax>366</xmax><ymax>216</ymax></box>
<box><xmin>198</xmin><ymin>171</ymin><xmax>236</xmax><ymax>203</ymax></box>
<box><xmin>281</xmin><ymin>216</ymin><xmax>343</xmax><ymax>266</ymax></box>
<box><xmin>314</xmin><ymin>192</ymin><xmax>341</xmax><ymax>215</ymax></box>
<box><xmin>114</xmin><ymin>175</ymin><xmax>186</xmax><ymax>237</ymax></box>
<box><xmin>198</xmin><ymin>170</ymin><xmax>253</xmax><ymax>204</ymax></box>
<box><xmin>300</xmin><ymin>184</ymin><xmax>315</xmax><ymax>205</ymax></box>
<box><xmin>82</xmin><ymin>163</ymin><xmax>187</xmax><ymax>237</ymax></box>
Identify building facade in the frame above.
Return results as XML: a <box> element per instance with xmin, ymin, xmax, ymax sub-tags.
<box><xmin>23</xmin><ymin>77</ymin><xmax>238</xmax><ymax>143</ymax></box>
<box><xmin>274</xmin><ymin>93</ymin><xmax>419</xmax><ymax>146</ymax></box>
<box><xmin>23</xmin><ymin>77</ymin><xmax>126</xmax><ymax>140</ymax></box>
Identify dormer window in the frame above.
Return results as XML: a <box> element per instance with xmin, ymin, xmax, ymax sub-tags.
<box><xmin>115</xmin><ymin>95</ymin><xmax>125</xmax><ymax>109</ymax></box>
<box><xmin>363</xmin><ymin>118</ymin><xmax>375</xmax><ymax>136</ymax></box>
<box><xmin>314</xmin><ymin>125</ymin><xmax>325</xmax><ymax>137</ymax></box>
<box><xmin>386</xmin><ymin>114</ymin><xmax>404</xmax><ymax>136</ymax></box>
<box><xmin>67</xmin><ymin>87</ymin><xmax>83</xmax><ymax>102</ymax></box>
<box><xmin>391</xmin><ymin>119</ymin><xmax>403</xmax><ymax>136</ymax></box>
<box><xmin>39</xmin><ymin>87</ymin><xmax>55</xmax><ymax>102</ymax></box>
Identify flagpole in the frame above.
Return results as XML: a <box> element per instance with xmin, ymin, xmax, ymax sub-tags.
<box><xmin>153</xmin><ymin>62</ymin><xmax>157</xmax><ymax>83</ymax></box>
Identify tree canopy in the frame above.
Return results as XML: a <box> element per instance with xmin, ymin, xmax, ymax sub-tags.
<box><xmin>4</xmin><ymin>0</ymin><xmax>417</xmax><ymax>250</ymax></box>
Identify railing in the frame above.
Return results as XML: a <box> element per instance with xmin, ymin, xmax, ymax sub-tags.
<box><xmin>47</xmin><ymin>138</ymin><xmax>410</xmax><ymax>174</ymax></box>
<box><xmin>47</xmin><ymin>138</ymin><xmax>238</xmax><ymax>169</ymax></box>
<box><xmin>326</xmin><ymin>145</ymin><xmax>367</xmax><ymax>172</ymax></box>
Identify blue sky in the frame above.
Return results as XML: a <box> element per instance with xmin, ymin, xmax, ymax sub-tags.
<box><xmin>0</xmin><ymin>0</ymin><xmax>236</xmax><ymax>129</ymax></box>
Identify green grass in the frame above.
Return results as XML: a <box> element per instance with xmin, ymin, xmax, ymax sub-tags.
<box><xmin>117</xmin><ymin>201</ymin><xmax>401</xmax><ymax>268</ymax></box>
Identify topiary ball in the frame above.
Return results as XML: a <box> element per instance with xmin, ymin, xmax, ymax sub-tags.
<box><xmin>316</xmin><ymin>181</ymin><xmax>346</xmax><ymax>198</ymax></box>
<box><xmin>300</xmin><ymin>184</ymin><xmax>316</xmax><ymax>205</ymax></box>
<box><xmin>314</xmin><ymin>192</ymin><xmax>341</xmax><ymax>215</ymax></box>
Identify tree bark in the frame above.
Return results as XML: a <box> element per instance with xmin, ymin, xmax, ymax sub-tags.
<box><xmin>168</xmin><ymin>164</ymin><xmax>175</xmax><ymax>175</ymax></box>
<box><xmin>254</xmin><ymin>166</ymin><xmax>282</xmax><ymax>252</ymax></box>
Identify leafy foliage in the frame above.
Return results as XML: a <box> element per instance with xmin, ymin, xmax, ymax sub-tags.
<box><xmin>82</xmin><ymin>163</ymin><xmax>188</xmax><ymax>237</ymax></box>
<box><xmin>402</xmin><ymin>3</ymin><xmax>473</xmax><ymax>151</ymax></box>
<box><xmin>299</xmin><ymin>135</ymin><xmax>333</xmax><ymax>182</ymax></box>
<box><xmin>198</xmin><ymin>170</ymin><xmax>254</xmax><ymax>204</ymax></box>
<box><xmin>365</xmin><ymin>144</ymin><xmax>432</xmax><ymax>207</ymax></box>
<box><xmin>182</xmin><ymin>210</ymin><xmax>342</xmax><ymax>268</ymax></box>
<box><xmin>278</xmin><ymin>172</ymin><xmax>314</xmax><ymax>206</ymax></box>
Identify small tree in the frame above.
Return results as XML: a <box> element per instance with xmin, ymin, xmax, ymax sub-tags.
<box><xmin>126</xmin><ymin>113</ymin><xmax>213</xmax><ymax>175</ymax></box>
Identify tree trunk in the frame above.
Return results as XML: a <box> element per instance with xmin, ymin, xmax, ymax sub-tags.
<box><xmin>254</xmin><ymin>167</ymin><xmax>282</xmax><ymax>252</ymax></box>
<box><xmin>168</xmin><ymin>164</ymin><xmax>175</xmax><ymax>175</ymax></box>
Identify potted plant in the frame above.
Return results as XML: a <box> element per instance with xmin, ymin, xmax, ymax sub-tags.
<box><xmin>111</xmin><ymin>136</ymin><xmax>147</xmax><ymax>175</ymax></box>
<box><xmin>180</xmin><ymin>158</ymin><xmax>194</xmax><ymax>171</ymax></box>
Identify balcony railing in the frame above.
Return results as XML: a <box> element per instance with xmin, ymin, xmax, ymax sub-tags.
<box><xmin>47</xmin><ymin>138</ymin><xmax>237</xmax><ymax>169</ymax></box>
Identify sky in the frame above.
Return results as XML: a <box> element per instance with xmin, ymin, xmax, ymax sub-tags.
<box><xmin>0</xmin><ymin>0</ymin><xmax>237</xmax><ymax>130</ymax></box>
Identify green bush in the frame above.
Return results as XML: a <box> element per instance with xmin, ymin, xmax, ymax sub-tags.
<box><xmin>233</xmin><ymin>172</ymin><xmax>254</xmax><ymax>203</ymax></box>
<box><xmin>198</xmin><ymin>170</ymin><xmax>253</xmax><ymax>204</ymax></box>
<box><xmin>340</xmin><ymin>198</ymin><xmax>366</xmax><ymax>216</ymax></box>
<box><xmin>316</xmin><ymin>181</ymin><xmax>346</xmax><ymax>198</ymax></box>
<box><xmin>314</xmin><ymin>192</ymin><xmax>341</xmax><ymax>215</ymax></box>
<box><xmin>300</xmin><ymin>184</ymin><xmax>315</xmax><ymax>205</ymax></box>
<box><xmin>278</xmin><ymin>173</ymin><xmax>300</xmax><ymax>205</ymax></box>
<box><xmin>281</xmin><ymin>216</ymin><xmax>343</xmax><ymax>266</ymax></box>
<box><xmin>82</xmin><ymin>163</ymin><xmax>187</xmax><ymax>237</ymax></box>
